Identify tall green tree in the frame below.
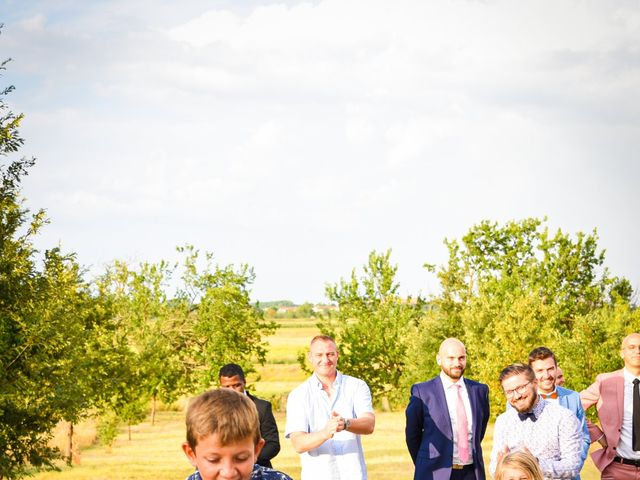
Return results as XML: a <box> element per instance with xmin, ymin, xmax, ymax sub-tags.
<box><xmin>409</xmin><ymin>218</ymin><xmax>637</xmax><ymax>415</ymax></box>
<box><xmin>0</xmin><ymin>56</ymin><xmax>116</xmax><ymax>478</ymax></box>
<box><xmin>96</xmin><ymin>244</ymin><xmax>278</xmax><ymax>428</ymax></box>
<box><xmin>97</xmin><ymin>259</ymin><xmax>188</xmax><ymax>426</ymax></box>
<box><xmin>320</xmin><ymin>249</ymin><xmax>424</xmax><ymax>409</ymax></box>
<box><xmin>176</xmin><ymin>245</ymin><xmax>277</xmax><ymax>391</ymax></box>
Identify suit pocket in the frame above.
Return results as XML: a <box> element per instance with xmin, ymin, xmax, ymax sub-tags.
<box><xmin>417</xmin><ymin>443</ymin><xmax>442</xmax><ymax>460</ymax></box>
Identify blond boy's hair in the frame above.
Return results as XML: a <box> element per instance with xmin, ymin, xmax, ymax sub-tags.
<box><xmin>185</xmin><ymin>388</ymin><xmax>261</xmax><ymax>450</ymax></box>
<box><xmin>496</xmin><ymin>451</ymin><xmax>544</xmax><ymax>480</ymax></box>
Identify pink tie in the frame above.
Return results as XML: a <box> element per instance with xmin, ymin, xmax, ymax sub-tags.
<box><xmin>456</xmin><ymin>384</ymin><xmax>470</xmax><ymax>463</ymax></box>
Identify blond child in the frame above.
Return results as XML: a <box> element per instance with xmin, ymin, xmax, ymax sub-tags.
<box><xmin>495</xmin><ymin>451</ymin><xmax>544</xmax><ymax>480</ymax></box>
<box><xmin>182</xmin><ymin>389</ymin><xmax>292</xmax><ymax>480</ymax></box>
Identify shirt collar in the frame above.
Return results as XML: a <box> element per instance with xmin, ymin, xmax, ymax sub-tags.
<box><xmin>439</xmin><ymin>371</ymin><xmax>465</xmax><ymax>390</ymax></box>
<box><xmin>312</xmin><ymin>371</ymin><xmax>342</xmax><ymax>388</ymax></box>
<box><xmin>531</xmin><ymin>395</ymin><xmax>546</xmax><ymax>417</ymax></box>
<box><xmin>538</xmin><ymin>386</ymin><xmax>557</xmax><ymax>397</ymax></box>
<box><xmin>623</xmin><ymin>368</ymin><xmax>640</xmax><ymax>383</ymax></box>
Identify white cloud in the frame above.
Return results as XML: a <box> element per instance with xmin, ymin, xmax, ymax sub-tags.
<box><xmin>168</xmin><ymin>10</ymin><xmax>240</xmax><ymax>48</ymax></box>
<box><xmin>16</xmin><ymin>14</ymin><xmax>46</xmax><ymax>32</ymax></box>
<box><xmin>4</xmin><ymin>0</ymin><xmax>640</xmax><ymax>301</ymax></box>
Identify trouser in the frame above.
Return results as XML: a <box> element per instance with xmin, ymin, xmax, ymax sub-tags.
<box><xmin>602</xmin><ymin>461</ymin><xmax>640</xmax><ymax>480</ymax></box>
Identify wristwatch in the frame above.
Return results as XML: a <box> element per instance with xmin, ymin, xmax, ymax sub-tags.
<box><xmin>344</xmin><ymin>418</ymin><xmax>351</xmax><ymax>431</ymax></box>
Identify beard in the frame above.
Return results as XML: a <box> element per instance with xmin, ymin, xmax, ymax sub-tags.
<box><xmin>511</xmin><ymin>391</ymin><xmax>538</xmax><ymax>413</ymax></box>
<box><xmin>441</xmin><ymin>364</ymin><xmax>465</xmax><ymax>380</ymax></box>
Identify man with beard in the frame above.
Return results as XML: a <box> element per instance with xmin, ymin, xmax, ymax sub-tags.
<box><xmin>405</xmin><ymin>338</ymin><xmax>490</xmax><ymax>480</ymax></box>
<box><xmin>490</xmin><ymin>363</ymin><xmax>583</xmax><ymax>480</ymax></box>
<box><xmin>527</xmin><ymin>347</ymin><xmax>590</xmax><ymax>477</ymax></box>
<box><xmin>556</xmin><ymin>366</ymin><xmax>565</xmax><ymax>387</ymax></box>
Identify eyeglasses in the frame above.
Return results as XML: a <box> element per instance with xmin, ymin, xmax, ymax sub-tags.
<box><xmin>504</xmin><ymin>381</ymin><xmax>532</xmax><ymax>398</ymax></box>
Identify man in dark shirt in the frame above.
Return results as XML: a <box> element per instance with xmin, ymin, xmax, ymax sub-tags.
<box><xmin>219</xmin><ymin>363</ymin><xmax>281</xmax><ymax>468</ymax></box>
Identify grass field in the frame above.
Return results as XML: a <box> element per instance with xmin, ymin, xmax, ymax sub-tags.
<box><xmin>32</xmin><ymin>318</ymin><xmax>600</xmax><ymax>480</ymax></box>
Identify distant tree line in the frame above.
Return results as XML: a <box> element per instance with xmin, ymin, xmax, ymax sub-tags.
<box><xmin>261</xmin><ymin>301</ymin><xmax>336</xmax><ymax>319</ymax></box>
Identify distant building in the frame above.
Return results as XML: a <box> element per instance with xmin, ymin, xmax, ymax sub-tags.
<box><xmin>276</xmin><ymin>306</ymin><xmax>299</xmax><ymax>315</ymax></box>
<box><xmin>312</xmin><ymin>304</ymin><xmax>338</xmax><ymax>313</ymax></box>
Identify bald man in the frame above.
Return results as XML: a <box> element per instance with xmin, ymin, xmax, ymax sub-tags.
<box><xmin>581</xmin><ymin>333</ymin><xmax>640</xmax><ymax>479</ymax></box>
<box><xmin>405</xmin><ymin>338</ymin><xmax>490</xmax><ymax>480</ymax></box>
<box><xmin>556</xmin><ymin>366</ymin><xmax>565</xmax><ymax>387</ymax></box>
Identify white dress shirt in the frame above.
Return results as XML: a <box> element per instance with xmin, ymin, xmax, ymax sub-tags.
<box><xmin>614</xmin><ymin>368</ymin><xmax>640</xmax><ymax>460</ymax></box>
<box><xmin>285</xmin><ymin>372</ymin><xmax>374</xmax><ymax>480</ymax></box>
<box><xmin>440</xmin><ymin>372</ymin><xmax>473</xmax><ymax>465</ymax></box>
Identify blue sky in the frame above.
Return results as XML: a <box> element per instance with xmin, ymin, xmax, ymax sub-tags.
<box><xmin>1</xmin><ymin>0</ymin><xmax>639</xmax><ymax>303</ymax></box>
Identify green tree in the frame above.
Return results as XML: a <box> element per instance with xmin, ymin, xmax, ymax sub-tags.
<box><xmin>319</xmin><ymin>249</ymin><xmax>425</xmax><ymax>409</ymax></box>
<box><xmin>0</xmin><ymin>57</ymin><xmax>117</xmax><ymax>477</ymax></box>
<box><xmin>411</xmin><ymin>218</ymin><xmax>637</xmax><ymax>415</ymax></box>
<box><xmin>295</xmin><ymin>302</ymin><xmax>315</xmax><ymax>319</ymax></box>
<box><xmin>176</xmin><ymin>246</ymin><xmax>277</xmax><ymax>390</ymax></box>
<box><xmin>98</xmin><ymin>260</ymin><xmax>188</xmax><ymax>426</ymax></box>
<box><xmin>553</xmin><ymin>303</ymin><xmax>640</xmax><ymax>394</ymax></box>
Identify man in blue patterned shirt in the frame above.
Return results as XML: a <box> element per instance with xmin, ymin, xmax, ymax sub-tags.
<box><xmin>186</xmin><ymin>464</ymin><xmax>292</xmax><ymax>480</ymax></box>
<box><xmin>182</xmin><ymin>389</ymin><xmax>293</xmax><ymax>480</ymax></box>
<box><xmin>490</xmin><ymin>363</ymin><xmax>583</xmax><ymax>480</ymax></box>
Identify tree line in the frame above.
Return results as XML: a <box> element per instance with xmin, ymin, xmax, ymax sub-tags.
<box><xmin>2</xmin><ymin>47</ymin><xmax>639</xmax><ymax>480</ymax></box>
<box><xmin>319</xmin><ymin>221</ymin><xmax>638</xmax><ymax>413</ymax></box>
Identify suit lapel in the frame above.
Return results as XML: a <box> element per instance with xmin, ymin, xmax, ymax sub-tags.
<box><xmin>433</xmin><ymin>376</ymin><xmax>454</xmax><ymax>440</ymax></box>
<box><xmin>556</xmin><ymin>386</ymin><xmax>568</xmax><ymax>408</ymax></box>
<box><xmin>615</xmin><ymin>370</ymin><xmax>625</xmax><ymax>426</ymax></box>
<box><xmin>467</xmin><ymin>380</ymin><xmax>476</xmax><ymax>415</ymax></box>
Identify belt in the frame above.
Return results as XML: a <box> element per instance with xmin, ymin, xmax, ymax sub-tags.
<box><xmin>452</xmin><ymin>464</ymin><xmax>474</xmax><ymax>470</ymax></box>
<box><xmin>614</xmin><ymin>456</ymin><xmax>640</xmax><ymax>467</ymax></box>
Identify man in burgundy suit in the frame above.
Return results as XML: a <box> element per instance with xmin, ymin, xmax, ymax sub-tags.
<box><xmin>581</xmin><ymin>332</ymin><xmax>640</xmax><ymax>479</ymax></box>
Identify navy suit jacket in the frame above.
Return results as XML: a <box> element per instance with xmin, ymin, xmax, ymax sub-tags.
<box><xmin>405</xmin><ymin>376</ymin><xmax>490</xmax><ymax>480</ymax></box>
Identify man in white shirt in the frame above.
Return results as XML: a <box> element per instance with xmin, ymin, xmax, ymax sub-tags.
<box><xmin>285</xmin><ymin>335</ymin><xmax>375</xmax><ymax>480</ymax></box>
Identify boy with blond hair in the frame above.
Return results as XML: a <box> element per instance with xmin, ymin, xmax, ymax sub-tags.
<box><xmin>182</xmin><ymin>388</ymin><xmax>292</xmax><ymax>480</ymax></box>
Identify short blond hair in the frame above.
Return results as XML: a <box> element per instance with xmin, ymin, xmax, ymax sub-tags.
<box><xmin>496</xmin><ymin>451</ymin><xmax>544</xmax><ymax>480</ymax></box>
<box><xmin>185</xmin><ymin>388</ymin><xmax>261</xmax><ymax>450</ymax></box>
<box><xmin>310</xmin><ymin>334</ymin><xmax>336</xmax><ymax>347</ymax></box>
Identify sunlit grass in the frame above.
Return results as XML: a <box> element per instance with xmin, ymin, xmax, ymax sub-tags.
<box><xmin>35</xmin><ymin>412</ymin><xmax>600</xmax><ymax>480</ymax></box>
<box><xmin>263</xmin><ymin>323</ymin><xmax>320</xmax><ymax>363</ymax></box>
<box><xmin>34</xmin><ymin>411</ymin><xmax>192</xmax><ymax>480</ymax></box>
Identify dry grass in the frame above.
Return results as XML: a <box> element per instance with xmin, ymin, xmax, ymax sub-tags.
<box><xmin>35</xmin><ymin>412</ymin><xmax>600</xmax><ymax>480</ymax></box>
<box><xmin>33</xmin><ymin>318</ymin><xmax>600</xmax><ymax>480</ymax></box>
<box><xmin>34</xmin><ymin>411</ymin><xmax>192</xmax><ymax>480</ymax></box>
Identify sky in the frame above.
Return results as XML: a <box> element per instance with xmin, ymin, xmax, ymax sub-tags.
<box><xmin>1</xmin><ymin>0</ymin><xmax>639</xmax><ymax>303</ymax></box>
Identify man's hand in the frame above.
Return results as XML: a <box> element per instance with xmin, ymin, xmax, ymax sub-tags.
<box><xmin>496</xmin><ymin>445</ymin><xmax>510</xmax><ymax>465</ymax></box>
<box><xmin>323</xmin><ymin>411</ymin><xmax>342</xmax><ymax>438</ymax></box>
